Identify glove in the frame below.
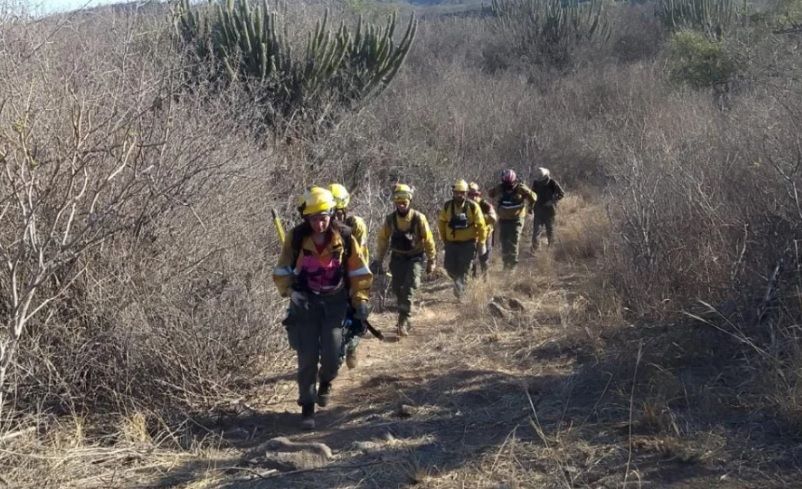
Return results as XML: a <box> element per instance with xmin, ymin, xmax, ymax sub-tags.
<box><xmin>426</xmin><ymin>260</ymin><xmax>436</xmax><ymax>275</ymax></box>
<box><xmin>370</xmin><ymin>259</ymin><xmax>384</xmax><ymax>275</ymax></box>
<box><xmin>290</xmin><ymin>290</ymin><xmax>308</xmax><ymax>309</ymax></box>
<box><xmin>353</xmin><ymin>302</ymin><xmax>371</xmax><ymax>321</ymax></box>
<box><xmin>478</xmin><ymin>242</ymin><xmax>488</xmax><ymax>256</ymax></box>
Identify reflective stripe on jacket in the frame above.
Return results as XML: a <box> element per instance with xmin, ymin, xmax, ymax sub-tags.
<box><xmin>487</xmin><ymin>183</ymin><xmax>537</xmax><ymax>220</ymax></box>
<box><xmin>273</xmin><ymin>227</ymin><xmax>372</xmax><ymax>308</ymax></box>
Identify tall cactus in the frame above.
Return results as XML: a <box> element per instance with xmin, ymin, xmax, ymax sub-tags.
<box><xmin>656</xmin><ymin>0</ymin><xmax>736</xmax><ymax>39</ymax></box>
<box><xmin>491</xmin><ymin>0</ymin><xmax>610</xmax><ymax>68</ymax></box>
<box><xmin>172</xmin><ymin>0</ymin><xmax>416</xmax><ymax>130</ymax></box>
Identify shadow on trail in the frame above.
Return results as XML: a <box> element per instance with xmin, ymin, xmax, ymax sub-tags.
<box><xmin>153</xmin><ymin>367</ymin><xmax>560</xmax><ymax>488</ymax></box>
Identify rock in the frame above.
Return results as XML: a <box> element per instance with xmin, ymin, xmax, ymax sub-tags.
<box><xmin>245</xmin><ymin>436</ymin><xmax>333</xmax><ymax>471</ymax></box>
<box><xmin>263</xmin><ymin>450</ymin><xmax>328</xmax><ymax>471</ymax></box>
<box><xmin>507</xmin><ymin>297</ymin><xmax>526</xmax><ymax>311</ymax></box>
<box><xmin>487</xmin><ymin>301</ymin><xmax>508</xmax><ymax>319</ymax></box>
<box><xmin>352</xmin><ymin>440</ymin><xmax>383</xmax><ymax>452</ymax></box>
<box><xmin>262</xmin><ymin>436</ymin><xmax>333</xmax><ymax>459</ymax></box>
<box><xmin>396</xmin><ymin>404</ymin><xmax>417</xmax><ymax>418</ymax></box>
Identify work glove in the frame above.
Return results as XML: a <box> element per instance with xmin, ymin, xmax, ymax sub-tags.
<box><xmin>290</xmin><ymin>290</ymin><xmax>308</xmax><ymax>309</ymax></box>
<box><xmin>353</xmin><ymin>302</ymin><xmax>371</xmax><ymax>321</ymax></box>
<box><xmin>369</xmin><ymin>259</ymin><xmax>384</xmax><ymax>275</ymax></box>
<box><xmin>478</xmin><ymin>242</ymin><xmax>488</xmax><ymax>257</ymax></box>
<box><xmin>426</xmin><ymin>260</ymin><xmax>436</xmax><ymax>275</ymax></box>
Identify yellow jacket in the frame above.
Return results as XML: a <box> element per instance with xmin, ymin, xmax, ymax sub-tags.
<box><xmin>345</xmin><ymin>214</ymin><xmax>369</xmax><ymax>263</ymax></box>
<box><xmin>376</xmin><ymin>209</ymin><xmax>436</xmax><ymax>262</ymax></box>
<box><xmin>438</xmin><ymin>199</ymin><xmax>488</xmax><ymax>244</ymax></box>
<box><xmin>487</xmin><ymin>183</ymin><xmax>537</xmax><ymax>220</ymax></box>
<box><xmin>273</xmin><ymin>224</ymin><xmax>372</xmax><ymax>308</ymax></box>
<box><xmin>474</xmin><ymin>198</ymin><xmax>497</xmax><ymax>234</ymax></box>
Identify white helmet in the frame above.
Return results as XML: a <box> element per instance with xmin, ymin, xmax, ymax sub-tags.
<box><xmin>535</xmin><ymin>167</ymin><xmax>550</xmax><ymax>181</ymax></box>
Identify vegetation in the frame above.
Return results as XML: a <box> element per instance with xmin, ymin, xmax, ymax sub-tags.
<box><xmin>2</xmin><ymin>0</ymin><xmax>802</xmax><ymax>486</ymax></box>
<box><xmin>174</xmin><ymin>0</ymin><xmax>416</xmax><ymax>133</ymax></box>
<box><xmin>489</xmin><ymin>0</ymin><xmax>611</xmax><ymax>68</ymax></box>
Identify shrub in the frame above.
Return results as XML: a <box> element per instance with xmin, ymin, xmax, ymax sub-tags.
<box><xmin>668</xmin><ymin>30</ymin><xmax>737</xmax><ymax>88</ymax></box>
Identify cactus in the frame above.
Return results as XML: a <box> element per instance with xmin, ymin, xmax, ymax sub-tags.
<box><xmin>490</xmin><ymin>0</ymin><xmax>610</xmax><ymax>68</ymax></box>
<box><xmin>172</xmin><ymin>0</ymin><xmax>416</xmax><ymax>130</ymax></box>
<box><xmin>656</xmin><ymin>0</ymin><xmax>736</xmax><ymax>39</ymax></box>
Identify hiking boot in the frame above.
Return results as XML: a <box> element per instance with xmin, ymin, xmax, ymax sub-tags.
<box><xmin>396</xmin><ymin>317</ymin><xmax>410</xmax><ymax>337</ymax></box>
<box><xmin>316</xmin><ymin>382</ymin><xmax>332</xmax><ymax>407</ymax></box>
<box><xmin>300</xmin><ymin>404</ymin><xmax>315</xmax><ymax>430</ymax></box>
<box><xmin>345</xmin><ymin>347</ymin><xmax>359</xmax><ymax>369</ymax></box>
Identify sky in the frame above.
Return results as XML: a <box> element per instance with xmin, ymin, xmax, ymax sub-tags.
<box><xmin>29</xmin><ymin>0</ymin><xmax>146</xmax><ymax>15</ymax></box>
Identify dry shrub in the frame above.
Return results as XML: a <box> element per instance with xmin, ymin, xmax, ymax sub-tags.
<box><xmin>0</xmin><ymin>9</ymin><xmax>291</xmax><ymax>427</ymax></box>
<box><xmin>553</xmin><ymin>195</ymin><xmax>609</xmax><ymax>263</ymax></box>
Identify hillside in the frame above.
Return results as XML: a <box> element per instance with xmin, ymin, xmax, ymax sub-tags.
<box><xmin>3</xmin><ymin>0</ymin><xmax>802</xmax><ymax>487</ymax></box>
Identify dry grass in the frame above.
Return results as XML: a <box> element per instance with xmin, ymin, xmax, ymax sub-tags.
<box><xmin>2</xmin><ymin>0</ymin><xmax>802</xmax><ymax>487</ymax></box>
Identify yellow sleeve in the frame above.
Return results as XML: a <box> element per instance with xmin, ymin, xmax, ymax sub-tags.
<box><xmin>417</xmin><ymin>213</ymin><xmax>437</xmax><ymax>262</ymax></box>
<box><xmin>485</xmin><ymin>205</ymin><xmax>498</xmax><ymax>228</ymax></box>
<box><xmin>521</xmin><ymin>184</ymin><xmax>537</xmax><ymax>208</ymax></box>
<box><xmin>375</xmin><ymin>218</ymin><xmax>391</xmax><ymax>263</ymax></box>
<box><xmin>437</xmin><ymin>206</ymin><xmax>448</xmax><ymax>243</ymax></box>
<box><xmin>352</xmin><ymin>216</ymin><xmax>369</xmax><ymax>264</ymax></box>
<box><xmin>272</xmin><ymin>235</ymin><xmax>297</xmax><ymax>297</ymax></box>
<box><xmin>471</xmin><ymin>202</ymin><xmax>488</xmax><ymax>243</ymax></box>
<box><xmin>346</xmin><ymin>236</ymin><xmax>373</xmax><ymax>307</ymax></box>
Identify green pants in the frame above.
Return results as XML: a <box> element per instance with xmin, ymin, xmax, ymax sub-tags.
<box><xmin>444</xmin><ymin>241</ymin><xmax>477</xmax><ymax>297</ymax></box>
<box><xmin>288</xmin><ymin>288</ymin><xmax>347</xmax><ymax>406</ymax></box>
<box><xmin>499</xmin><ymin>218</ymin><xmax>524</xmax><ymax>269</ymax></box>
<box><xmin>390</xmin><ymin>253</ymin><xmax>424</xmax><ymax>321</ymax></box>
<box><xmin>532</xmin><ymin>206</ymin><xmax>556</xmax><ymax>249</ymax></box>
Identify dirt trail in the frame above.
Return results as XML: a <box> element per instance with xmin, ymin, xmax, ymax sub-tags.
<box><xmin>135</xmin><ymin>201</ymin><xmax>801</xmax><ymax>489</ymax></box>
<box><xmin>142</xmin><ymin>256</ymin><xmax>581</xmax><ymax>488</ymax></box>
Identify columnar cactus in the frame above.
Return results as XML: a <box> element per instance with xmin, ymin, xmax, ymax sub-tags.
<box><xmin>173</xmin><ymin>0</ymin><xmax>416</xmax><ymax>129</ymax></box>
<box><xmin>656</xmin><ymin>0</ymin><xmax>736</xmax><ymax>39</ymax></box>
<box><xmin>490</xmin><ymin>0</ymin><xmax>610</xmax><ymax>68</ymax></box>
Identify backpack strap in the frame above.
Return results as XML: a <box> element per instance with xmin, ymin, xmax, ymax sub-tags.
<box><xmin>289</xmin><ymin>221</ymin><xmax>352</xmax><ymax>266</ymax></box>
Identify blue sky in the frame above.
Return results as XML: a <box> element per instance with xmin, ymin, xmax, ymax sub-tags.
<box><xmin>32</xmin><ymin>0</ymin><xmax>142</xmax><ymax>14</ymax></box>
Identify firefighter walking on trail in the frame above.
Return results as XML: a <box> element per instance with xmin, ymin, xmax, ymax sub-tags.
<box><xmin>438</xmin><ymin>179</ymin><xmax>488</xmax><ymax>299</ymax></box>
<box><xmin>468</xmin><ymin>182</ymin><xmax>497</xmax><ymax>276</ymax></box>
<box><xmin>530</xmin><ymin>167</ymin><xmax>565</xmax><ymax>251</ymax></box>
<box><xmin>329</xmin><ymin>183</ymin><xmax>370</xmax><ymax>368</ymax></box>
<box><xmin>273</xmin><ymin>186</ymin><xmax>373</xmax><ymax>430</ymax></box>
<box><xmin>371</xmin><ymin>184</ymin><xmax>437</xmax><ymax>337</ymax></box>
<box><xmin>487</xmin><ymin>169</ymin><xmax>537</xmax><ymax>271</ymax></box>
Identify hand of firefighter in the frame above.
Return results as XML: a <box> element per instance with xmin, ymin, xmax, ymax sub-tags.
<box><xmin>369</xmin><ymin>259</ymin><xmax>384</xmax><ymax>275</ymax></box>
<box><xmin>478</xmin><ymin>242</ymin><xmax>488</xmax><ymax>257</ymax></box>
<box><xmin>353</xmin><ymin>301</ymin><xmax>371</xmax><ymax>321</ymax></box>
<box><xmin>426</xmin><ymin>260</ymin><xmax>436</xmax><ymax>275</ymax></box>
<box><xmin>290</xmin><ymin>290</ymin><xmax>308</xmax><ymax>309</ymax></box>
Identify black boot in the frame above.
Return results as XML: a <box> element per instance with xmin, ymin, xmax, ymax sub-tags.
<box><xmin>317</xmin><ymin>382</ymin><xmax>332</xmax><ymax>407</ymax></box>
<box><xmin>300</xmin><ymin>403</ymin><xmax>315</xmax><ymax>430</ymax></box>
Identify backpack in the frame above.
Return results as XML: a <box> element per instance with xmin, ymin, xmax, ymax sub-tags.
<box><xmin>445</xmin><ymin>200</ymin><xmax>474</xmax><ymax>230</ymax></box>
<box><xmin>388</xmin><ymin>211</ymin><xmax>422</xmax><ymax>253</ymax></box>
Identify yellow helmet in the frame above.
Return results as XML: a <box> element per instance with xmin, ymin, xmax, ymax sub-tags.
<box><xmin>302</xmin><ymin>186</ymin><xmax>335</xmax><ymax>216</ymax></box>
<box><xmin>393</xmin><ymin>183</ymin><xmax>414</xmax><ymax>201</ymax></box>
<box><xmin>328</xmin><ymin>183</ymin><xmax>350</xmax><ymax>209</ymax></box>
<box><xmin>452</xmin><ymin>179</ymin><xmax>469</xmax><ymax>192</ymax></box>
